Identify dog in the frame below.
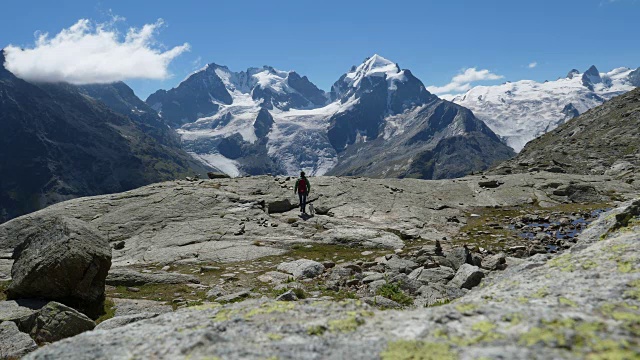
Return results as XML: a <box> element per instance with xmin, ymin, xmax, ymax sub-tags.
<box><xmin>308</xmin><ymin>203</ymin><xmax>315</xmax><ymax>216</ymax></box>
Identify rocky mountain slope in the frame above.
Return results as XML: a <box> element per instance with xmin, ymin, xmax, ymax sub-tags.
<box><xmin>492</xmin><ymin>87</ymin><xmax>640</xmax><ymax>180</ymax></box>
<box><xmin>449</xmin><ymin>65</ymin><xmax>638</xmax><ymax>151</ymax></box>
<box><xmin>146</xmin><ymin>55</ymin><xmax>514</xmax><ymax>178</ymax></box>
<box><xmin>26</xmin><ymin>202</ymin><xmax>640</xmax><ymax>359</ymax></box>
<box><xmin>0</xmin><ymin>51</ymin><xmax>209</xmax><ymax>223</ymax></box>
<box><xmin>0</xmin><ymin>174</ymin><xmax>637</xmax><ymax>359</ymax></box>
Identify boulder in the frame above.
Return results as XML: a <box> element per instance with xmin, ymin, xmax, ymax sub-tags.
<box><xmin>362</xmin><ymin>273</ymin><xmax>385</xmax><ymax>284</ymax></box>
<box><xmin>257</xmin><ymin>271</ymin><xmax>294</xmax><ymax>284</ymax></box>
<box><xmin>215</xmin><ymin>290</ymin><xmax>250</xmax><ymax>303</ymax></box>
<box><xmin>478</xmin><ymin>180</ymin><xmax>503</xmax><ymax>188</ymax></box>
<box><xmin>276</xmin><ymin>259</ymin><xmax>325</xmax><ymax>279</ymax></box>
<box><xmin>28</xmin><ymin>302</ymin><xmax>96</xmax><ymax>344</ymax></box>
<box><xmin>205</xmin><ymin>286</ymin><xmax>227</xmax><ymax>300</ymax></box>
<box><xmin>449</xmin><ymin>264</ymin><xmax>485</xmax><ymax>290</ymax></box>
<box><xmin>0</xmin><ymin>299</ymin><xmax>47</xmax><ymax>331</ymax></box>
<box><xmin>207</xmin><ymin>172</ymin><xmax>230</xmax><ymax>179</ymax></box>
<box><xmin>106</xmin><ymin>269</ymin><xmax>200</xmax><ymax>286</ymax></box>
<box><xmin>444</xmin><ymin>247</ymin><xmax>472</xmax><ymax>270</ymax></box>
<box><xmin>415</xmin><ymin>284</ymin><xmax>449</xmax><ymax>307</ymax></box>
<box><xmin>95</xmin><ymin>312</ymin><xmax>160</xmax><ymax>331</ymax></box>
<box><xmin>408</xmin><ymin>266</ymin><xmax>455</xmax><ymax>285</ymax></box>
<box><xmin>7</xmin><ymin>216</ymin><xmax>111</xmax><ymax>319</ymax></box>
<box><xmin>275</xmin><ymin>290</ymin><xmax>298</xmax><ymax>302</ymax></box>
<box><xmin>0</xmin><ymin>321</ymin><xmax>37</xmax><ymax>359</ymax></box>
<box><xmin>481</xmin><ymin>253</ymin><xmax>507</xmax><ymax>270</ymax></box>
<box><xmin>267</xmin><ymin>199</ymin><xmax>296</xmax><ymax>214</ymax></box>
<box><xmin>384</xmin><ymin>256</ymin><xmax>419</xmax><ymax>274</ymax></box>
<box><xmin>363</xmin><ymin>296</ymin><xmax>402</xmax><ymax>309</ymax></box>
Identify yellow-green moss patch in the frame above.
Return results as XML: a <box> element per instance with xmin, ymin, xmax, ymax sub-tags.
<box><xmin>380</xmin><ymin>340</ymin><xmax>457</xmax><ymax>360</ymax></box>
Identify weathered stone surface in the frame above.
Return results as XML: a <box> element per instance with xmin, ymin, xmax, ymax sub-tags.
<box><xmin>444</xmin><ymin>247</ymin><xmax>471</xmax><ymax>271</ymax></box>
<box><xmin>0</xmin><ymin>299</ymin><xmax>47</xmax><ymax>331</ymax></box>
<box><xmin>267</xmin><ymin>199</ymin><xmax>296</xmax><ymax>214</ymax></box>
<box><xmin>95</xmin><ymin>312</ymin><xmax>160</xmax><ymax>331</ymax></box>
<box><xmin>384</xmin><ymin>256</ymin><xmax>419</xmax><ymax>274</ymax></box>
<box><xmin>205</xmin><ymin>286</ymin><xmax>227</xmax><ymax>300</ymax></box>
<box><xmin>111</xmin><ymin>298</ymin><xmax>172</xmax><ymax>317</ymax></box>
<box><xmin>28</xmin><ymin>302</ymin><xmax>95</xmax><ymax>344</ymax></box>
<box><xmin>449</xmin><ymin>264</ymin><xmax>485</xmax><ymax>289</ymax></box>
<box><xmin>23</xmin><ymin>201</ymin><xmax>640</xmax><ymax>360</ymax></box>
<box><xmin>481</xmin><ymin>253</ymin><xmax>506</xmax><ymax>270</ymax></box>
<box><xmin>275</xmin><ymin>290</ymin><xmax>298</xmax><ymax>302</ymax></box>
<box><xmin>363</xmin><ymin>296</ymin><xmax>402</xmax><ymax>309</ymax></box>
<box><xmin>215</xmin><ymin>290</ymin><xmax>250</xmax><ymax>303</ymax></box>
<box><xmin>7</xmin><ymin>216</ymin><xmax>111</xmax><ymax>318</ymax></box>
<box><xmin>1</xmin><ymin>173</ymin><xmax>636</xmax><ymax>274</ymax></box>
<box><xmin>0</xmin><ymin>321</ymin><xmax>37</xmax><ymax>359</ymax></box>
<box><xmin>106</xmin><ymin>269</ymin><xmax>200</xmax><ymax>286</ymax></box>
<box><xmin>276</xmin><ymin>259</ymin><xmax>324</xmax><ymax>279</ymax></box>
<box><xmin>414</xmin><ymin>284</ymin><xmax>449</xmax><ymax>307</ymax></box>
<box><xmin>408</xmin><ymin>266</ymin><xmax>455</xmax><ymax>285</ymax></box>
<box><xmin>257</xmin><ymin>271</ymin><xmax>293</xmax><ymax>284</ymax></box>
<box><xmin>362</xmin><ymin>273</ymin><xmax>385</xmax><ymax>284</ymax></box>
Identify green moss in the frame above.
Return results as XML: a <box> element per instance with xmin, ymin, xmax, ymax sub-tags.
<box><xmin>213</xmin><ymin>308</ymin><xmax>238</xmax><ymax>322</ymax></box>
<box><xmin>0</xmin><ymin>281</ymin><xmax>9</xmax><ymax>301</ymax></box>
<box><xmin>548</xmin><ymin>253</ymin><xmax>576</xmax><ymax>272</ymax></box>
<box><xmin>244</xmin><ymin>302</ymin><xmax>295</xmax><ymax>319</ymax></box>
<box><xmin>517</xmin><ymin>297</ymin><xmax>529</xmax><ymax>304</ymax></box>
<box><xmin>376</xmin><ymin>283</ymin><xmax>414</xmax><ymax>306</ymax></box>
<box><xmin>426</xmin><ymin>299</ymin><xmax>451</xmax><ymax>307</ymax></box>
<box><xmin>581</xmin><ymin>260</ymin><xmax>599</xmax><ymax>270</ymax></box>
<box><xmin>623</xmin><ymin>279</ymin><xmax>640</xmax><ymax>301</ymax></box>
<box><xmin>267</xmin><ymin>333</ymin><xmax>284</xmax><ymax>341</ymax></box>
<box><xmin>107</xmin><ymin>283</ymin><xmax>206</xmax><ymax>305</ymax></box>
<box><xmin>532</xmin><ymin>287</ymin><xmax>549</xmax><ymax>299</ymax></box>
<box><xmin>454</xmin><ymin>303</ymin><xmax>478</xmax><ymax>313</ymax></box>
<box><xmin>502</xmin><ymin>313</ymin><xmax>523</xmax><ymax>327</ymax></box>
<box><xmin>307</xmin><ymin>325</ymin><xmax>327</xmax><ymax>336</ymax></box>
<box><xmin>559</xmin><ymin>297</ymin><xmax>578</xmax><ymax>307</ymax></box>
<box><xmin>327</xmin><ymin>311</ymin><xmax>372</xmax><ymax>333</ymax></box>
<box><xmin>518</xmin><ymin>316</ymin><xmax>636</xmax><ymax>357</ymax></box>
<box><xmin>95</xmin><ymin>298</ymin><xmax>116</xmax><ymax>324</ymax></box>
<box><xmin>617</xmin><ymin>260</ymin><xmax>635</xmax><ymax>273</ymax></box>
<box><xmin>380</xmin><ymin>341</ymin><xmax>457</xmax><ymax>360</ymax></box>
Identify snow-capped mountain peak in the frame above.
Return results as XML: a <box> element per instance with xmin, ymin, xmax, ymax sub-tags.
<box><xmin>344</xmin><ymin>54</ymin><xmax>401</xmax><ymax>87</ymax></box>
<box><xmin>449</xmin><ymin>64</ymin><xmax>638</xmax><ymax>151</ymax></box>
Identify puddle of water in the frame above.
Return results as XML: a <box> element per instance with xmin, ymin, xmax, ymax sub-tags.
<box><xmin>513</xmin><ymin>208</ymin><xmax>610</xmax><ymax>253</ymax></box>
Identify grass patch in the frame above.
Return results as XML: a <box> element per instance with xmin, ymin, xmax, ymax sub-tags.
<box><xmin>96</xmin><ymin>298</ymin><xmax>116</xmax><ymax>324</ymax></box>
<box><xmin>106</xmin><ymin>283</ymin><xmax>206</xmax><ymax>305</ymax></box>
<box><xmin>376</xmin><ymin>282</ymin><xmax>413</xmax><ymax>306</ymax></box>
<box><xmin>273</xmin><ymin>287</ymin><xmax>306</xmax><ymax>299</ymax></box>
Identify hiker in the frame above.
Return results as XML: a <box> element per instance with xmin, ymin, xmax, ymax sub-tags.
<box><xmin>294</xmin><ymin>171</ymin><xmax>311</xmax><ymax>214</ymax></box>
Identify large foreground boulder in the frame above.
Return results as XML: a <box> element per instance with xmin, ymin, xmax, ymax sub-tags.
<box><xmin>7</xmin><ymin>216</ymin><xmax>112</xmax><ymax>319</ymax></box>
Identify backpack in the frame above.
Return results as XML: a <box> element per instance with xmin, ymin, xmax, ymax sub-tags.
<box><xmin>298</xmin><ymin>178</ymin><xmax>307</xmax><ymax>193</ymax></box>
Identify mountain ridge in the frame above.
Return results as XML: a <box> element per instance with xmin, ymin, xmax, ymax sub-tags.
<box><xmin>146</xmin><ymin>54</ymin><xmax>514</xmax><ymax>178</ymax></box>
<box><xmin>448</xmin><ymin>64</ymin><xmax>638</xmax><ymax>151</ymax></box>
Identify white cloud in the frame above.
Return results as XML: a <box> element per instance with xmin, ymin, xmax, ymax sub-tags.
<box><xmin>426</xmin><ymin>67</ymin><xmax>503</xmax><ymax>95</ymax></box>
<box><xmin>3</xmin><ymin>18</ymin><xmax>189</xmax><ymax>84</ymax></box>
<box><xmin>528</xmin><ymin>61</ymin><xmax>538</xmax><ymax>69</ymax></box>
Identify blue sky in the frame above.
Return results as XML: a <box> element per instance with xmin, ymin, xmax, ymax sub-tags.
<box><xmin>0</xmin><ymin>0</ymin><xmax>638</xmax><ymax>99</ymax></box>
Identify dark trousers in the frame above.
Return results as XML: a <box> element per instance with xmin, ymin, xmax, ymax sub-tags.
<box><xmin>298</xmin><ymin>192</ymin><xmax>308</xmax><ymax>213</ymax></box>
